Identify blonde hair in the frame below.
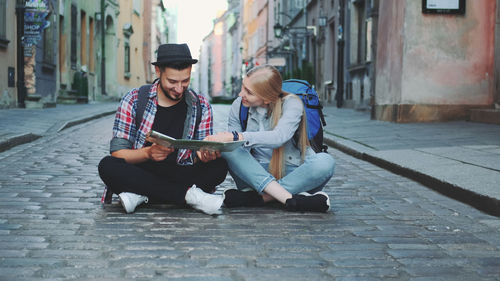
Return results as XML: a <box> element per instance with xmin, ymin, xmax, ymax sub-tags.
<box><xmin>245</xmin><ymin>65</ymin><xmax>310</xmax><ymax>179</ymax></box>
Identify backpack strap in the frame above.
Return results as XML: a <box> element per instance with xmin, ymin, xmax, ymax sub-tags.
<box><xmin>135</xmin><ymin>84</ymin><xmax>152</xmax><ymax>131</ymax></box>
<box><xmin>190</xmin><ymin>89</ymin><xmax>203</xmax><ymax>138</ymax></box>
<box><xmin>135</xmin><ymin>85</ymin><xmax>202</xmax><ymax>139</ymax></box>
<box><xmin>239</xmin><ymin>101</ymin><xmax>249</xmax><ymax>131</ymax></box>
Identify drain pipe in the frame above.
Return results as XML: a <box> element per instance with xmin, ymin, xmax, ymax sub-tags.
<box><xmin>101</xmin><ymin>0</ymin><xmax>106</xmax><ymax>96</ymax></box>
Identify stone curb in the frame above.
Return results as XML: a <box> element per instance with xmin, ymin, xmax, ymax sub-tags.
<box><xmin>324</xmin><ymin>137</ymin><xmax>500</xmax><ymax>217</ymax></box>
<box><xmin>0</xmin><ymin>110</ymin><xmax>116</xmax><ymax>153</ymax></box>
<box><xmin>0</xmin><ymin>133</ymin><xmax>41</xmax><ymax>153</ymax></box>
<box><xmin>56</xmin><ymin>110</ymin><xmax>116</xmax><ymax>132</ymax></box>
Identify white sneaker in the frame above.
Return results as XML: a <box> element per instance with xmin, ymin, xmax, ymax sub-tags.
<box><xmin>185</xmin><ymin>185</ymin><xmax>223</xmax><ymax>215</ymax></box>
<box><xmin>119</xmin><ymin>192</ymin><xmax>149</xmax><ymax>214</ymax></box>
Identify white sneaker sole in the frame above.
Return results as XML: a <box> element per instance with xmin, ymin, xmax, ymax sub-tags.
<box><xmin>186</xmin><ymin>187</ymin><xmax>223</xmax><ymax>215</ymax></box>
<box><xmin>119</xmin><ymin>193</ymin><xmax>134</xmax><ymax>214</ymax></box>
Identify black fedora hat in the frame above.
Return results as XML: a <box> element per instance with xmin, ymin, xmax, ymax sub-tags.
<box><xmin>152</xmin><ymin>43</ymin><xmax>198</xmax><ymax>66</ymax></box>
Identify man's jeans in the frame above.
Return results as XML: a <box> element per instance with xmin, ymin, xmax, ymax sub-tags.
<box><xmin>222</xmin><ymin>147</ymin><xmax>335</xmax><ymax>194</ymax></box>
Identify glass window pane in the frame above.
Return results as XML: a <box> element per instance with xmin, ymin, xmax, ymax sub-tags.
<box><xmin>0</xmin><ymin>0</ymin><xmax>6</xmax><ymax>39</ymax></box>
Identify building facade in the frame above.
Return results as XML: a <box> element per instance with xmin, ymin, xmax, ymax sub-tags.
<box><xmin>0</xmin><ymin>0</ymin><xmax>168</xmax><ymax>109</ymax></box>
<box><xmin>306</xmin><ymin>0</ymin><xmax>339</xmax><ymax>104</ymax></box>
<box><xmin>196</xmin><ymin>0</ymin><xmax>500</xmax><ymax>123</ymax></box>
<box><xmin>374</xmin><ymin>0</ymin><xmax>497</xmax><ymax>122</ymax></box>
<box><xmin>58</xmin><ymin>0</ymin><xmax>102</xmax><ymax>104</ymax></box>
<box><xmin>0</xmin><ymin>0</ymin><xmax>18</xmax><ymax>108</ymax></box>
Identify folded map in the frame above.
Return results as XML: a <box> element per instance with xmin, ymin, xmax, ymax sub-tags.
<box><xmin>146</xmin><ymin>130</ymin><xmax>245</xmax><ymax>152</ymax></box>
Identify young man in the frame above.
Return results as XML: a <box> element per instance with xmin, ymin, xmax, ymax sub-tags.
<box><xmin>98</xmin><ymin>43</ymin><xmax>228</xmax><ymax>215</ymax></box>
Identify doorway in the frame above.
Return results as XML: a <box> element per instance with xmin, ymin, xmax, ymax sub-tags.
<box><xmin>495</xmin><ymin>0</ymin><xmax>500</xmax><ymax>105</ymax></box>
<box><xmin>105</xmin><ymin>15</ymin><xmax>116</xmax><ymax>96</ymax></box>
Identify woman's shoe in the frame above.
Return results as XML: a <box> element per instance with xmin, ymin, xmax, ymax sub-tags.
<box><xmin>285</xmin><ymin>191</ymin><xmax>330</xmax><ymax>213</ymax></box>
<box><xmin>223</xmin><ymin>188</ymin><xmax>264</xmax><ymax>208</ymax></box>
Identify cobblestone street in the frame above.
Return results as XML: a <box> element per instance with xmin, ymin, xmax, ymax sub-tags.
<box><xmin>0</xmin><ymin>113</ymin><xmax>499</xmax><ymax>281</ymax></box>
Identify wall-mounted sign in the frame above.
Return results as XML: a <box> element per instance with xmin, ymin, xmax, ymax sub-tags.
<box><xmin>23</xmin><ymin>0</ymin><xmax>50</xmax><ymax>57</ymax></box>
<box><xmin>422</xmin><ymin>0</ymin><xmax>465</xmax><ymax>15</ymax></box>
<box><xmin>268</xmin><ymin>57</ymin><xmax>286</xmax><ymax>67</ymax></box>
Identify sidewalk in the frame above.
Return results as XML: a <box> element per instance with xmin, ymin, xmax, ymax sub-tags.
<box><xmin>321</xmin><ymin>106</ymin><xmax>500</xmax><ymax>216</ymax></box>
<box><xmin>0</xmin><ymin>102</ymin><xmax>118</xmax><ymax>152</ymax></box>
<box><xmin>0</xmin><ymin>102</ymin><xmax>499</xmax><ymax>216</ymax></box>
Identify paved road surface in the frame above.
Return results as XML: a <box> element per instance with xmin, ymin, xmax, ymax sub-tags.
<box><xmin>0</xmin><ymin>114</ymin><xmax>499</xmax><ymax>280</ymax></box>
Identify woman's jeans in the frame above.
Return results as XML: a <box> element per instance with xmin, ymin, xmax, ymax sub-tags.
<box><xmin>222</xmin><ymin>147</ymin><xmax>335</xmax><ymax>194</ymax></box>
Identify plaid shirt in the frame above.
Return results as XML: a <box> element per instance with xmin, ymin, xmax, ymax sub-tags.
<box><xmin>111</xmin><ymin>80</ymin><xmax>213</xmax><ymax>165</ymax></box>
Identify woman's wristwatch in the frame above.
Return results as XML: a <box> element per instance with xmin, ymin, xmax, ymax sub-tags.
<box><xmin>231</xmin><ymin>131</ymin><xmax>239</xmax><ymax>141</ymax></box>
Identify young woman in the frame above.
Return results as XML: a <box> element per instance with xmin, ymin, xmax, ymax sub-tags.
<box><xmin>206</xmin><ymin>65</ymin><xmax>335</xmax><ymax>212</ymax></box>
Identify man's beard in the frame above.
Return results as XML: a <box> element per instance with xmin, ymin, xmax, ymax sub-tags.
<box><xmin>159</xmin><ymin>80</ymin><xmax>183</xmax><ymax>101</ymax></box>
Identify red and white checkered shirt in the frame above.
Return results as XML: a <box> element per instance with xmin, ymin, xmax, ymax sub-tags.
<box><xmin>111</xmin><ymin>80</ymin><xmax>213</xmax><ymax>165</ymax></box>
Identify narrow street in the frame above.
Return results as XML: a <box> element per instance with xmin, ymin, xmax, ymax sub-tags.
<box><xmin>0</xmin><ymin>108</ymin><xmax>499</xmax><ymax>281</ymax></box>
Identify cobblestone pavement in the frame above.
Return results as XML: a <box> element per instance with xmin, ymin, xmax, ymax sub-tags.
<box><xmin>0</xmin><ymin>115</ymin><xmax>499</xmax><ymax>281</ymax></box>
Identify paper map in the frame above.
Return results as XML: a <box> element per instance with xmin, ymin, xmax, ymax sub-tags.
<box><xmin>146</xmin><ymin>130</ymin><xmax>245</xmax><ymax>152</ymax></box>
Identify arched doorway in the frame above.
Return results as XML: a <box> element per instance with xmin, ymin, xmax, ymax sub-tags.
<box><xmin>105</xmin><ymin>15</ymin><xmax>116</xmax><ymax>96</ymax></box>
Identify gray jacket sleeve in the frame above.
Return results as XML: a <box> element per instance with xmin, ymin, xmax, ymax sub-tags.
<box><xmin>240</xmin><ymin>96</ymin><xmax>303</xmax><ymax>149</ymax></box>
<box><xmin>227</xmin><ymin>97</ymin><xmax>244</xmax><ymax>132</ymax></box>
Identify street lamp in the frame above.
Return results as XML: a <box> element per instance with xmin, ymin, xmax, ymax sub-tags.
<box><xmin>318</xmin><ymin>16</ymin><xmax>327</xmax><ymax>27</ymax></box>
<box><xmin>274</xmin><ymin>23</ymin><xmax>284</xmax><ymax>38</ymax></box>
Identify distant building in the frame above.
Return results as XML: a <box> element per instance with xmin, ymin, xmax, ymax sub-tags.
<box><xmin>241</xmin><ymin>0</ymin><xmax>270</xmax><ymax>68</ymax></box>
<box><xmin>0</xmin><ymin>0</ymin><xmax>19</xmax><ymax>108</ymax></box>
<box><xmin>0</xmin><ymin>0</ymin><xmax>168</xmax><ymax>109</ymax></box>
<box><xmin>198</xmin><ymin>31</ymin><xmax>213</xmax><ymax>98</ymax></box>
<box><xmin>194</xmin><ymin>0</ymin><xmax>500</xmax><ymax>123</ymax></box>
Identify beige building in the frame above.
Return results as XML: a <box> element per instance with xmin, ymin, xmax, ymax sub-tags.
<box><xmin>375</xmin><ymin>0</ymin><xmax>498</xmax><ymax>122</ymax></box>
<box><xmin>0</xmin><ymin>0</ymin><xmax>168</xmax><ymax>109</ymax></box>
<box><xmin>58</xmin><ymin>0</ymin><xmax>101</xmax><ymax>102</ymax></box>
<box><xmin>0</xmin><ymin>0</ymin><xmax>17</xmax><ymax>108</ymax></box>
<box><xmin>113</xmin><ymin>0</ymin><xmax>147</xmax><ymax>97</ymax></box>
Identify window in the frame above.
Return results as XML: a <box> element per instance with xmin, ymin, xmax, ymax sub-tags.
<box><xmin>0</xmin><ymin>0</ymin><xmax>8</xmax><ymax>47</ymax></box>
<box><xmin>89</xmin><ymin>17</ymin><xmax>94</xmax><ymax>72</ymax></box>
<box><xmin>70</xmin><ymin>4</ymin><xmax>77</xmax><ymax>68</ymax></box>
<box><xmin>123</xmin><ymin>23</ymin><xmax>133</xmax><ymax>79</ymax></box>
<box><xmin>133</xmin><ymin>0</ymin><xmax>141</xmax><ymax>15</ymax></box>
<box><xmin>80</xmin><ymin>10</ymin><xmax>87</xmax><ymax>67</ymax></box>
<box><xmin>124</xmin><ymin>43</ymin><xmax>130</xmax><ymax>77</ymax></box>
<box><xmin>42</xmin><ymin>14</ymin><xmax>55</xmax><ymax>66</ymax></box>
<box><xmin>350</xmin><ymin>0</ymin><xmax>366</xmax><ymax>64</ymax></box>
<box><xmin>355</xmin><ymin>1</ymin><xmax>366</xmax><ymax>63</ymax></box>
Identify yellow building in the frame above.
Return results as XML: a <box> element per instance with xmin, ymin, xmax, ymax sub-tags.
<box><xmin>0</xmin><ymin>0</ymin><xmax>17</xmax><ymax>108</ymax></box>
<box><xmin>112</xmin><ymin>0</ymin><xmax>147</xmax><ymax>97</ymax></box>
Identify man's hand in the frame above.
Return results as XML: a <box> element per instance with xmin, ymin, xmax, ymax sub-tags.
<box><xmin>147</xmin><ymin>143</ymin><xmax>174</xmax><ymax>161</ymax></box>
<box><xmin>195</xmin><ymin>135</ymin><xmax>224</xmax><ymax>162</ymax></box>
<box><xmin>196</xmin><ymin>148</ymin><xmax>220</xmax><ymax>163</ymax></box>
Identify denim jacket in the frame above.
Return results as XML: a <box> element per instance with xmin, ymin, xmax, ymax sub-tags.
<box><xmin>227</xmin><ymin>96</ymin><xmax>315</xmax><ymax>166</ymax></box>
